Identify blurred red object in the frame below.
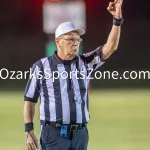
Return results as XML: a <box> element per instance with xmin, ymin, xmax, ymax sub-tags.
<box><xmin>46</xmin><ymin>0</ymin><xmax>62</xmax><ymax>2</ymax></box>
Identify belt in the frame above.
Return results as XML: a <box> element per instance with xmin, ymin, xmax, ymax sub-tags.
<box><xmin>41</xmin><ymin>121</ymin><xmax>87</xmax><ymax>132</ymax></box>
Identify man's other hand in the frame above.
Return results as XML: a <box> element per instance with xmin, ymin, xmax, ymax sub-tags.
<box><xmin>25</xmin><ymin>130</ymin><xmax>39</xmax><ymax>150</ymax></box>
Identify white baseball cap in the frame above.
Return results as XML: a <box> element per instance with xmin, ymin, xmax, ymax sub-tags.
<box><xmin>55</xmin><ymin>22</ymin><xmax>85</xmax><ymax>39</ymax></box>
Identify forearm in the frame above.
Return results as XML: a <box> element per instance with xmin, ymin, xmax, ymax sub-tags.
<box><xmin>102</xmin><ymin>25</ymin><xmax>121</xmax><ymax>60</ymax></box>
<box><xmin>24</xmin><ymin>101</ymin><xmax>35</xmax><ymax>123</ymax></box>
<box><xmin>106</xmin><ymin>25</ymin><xmax>121</xmax><ymax>50</ymax></box>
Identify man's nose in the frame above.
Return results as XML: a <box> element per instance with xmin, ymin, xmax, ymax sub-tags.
<box><xmin>73</xmin><ymin>40</ymin><xmax>78</xmax><ymax>46</ymax></box>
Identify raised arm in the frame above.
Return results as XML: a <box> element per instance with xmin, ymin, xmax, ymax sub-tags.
<box><xmin>102</xmin><ymin>0</ymin><xmax>124</xmax><ymax>60</ymax></box>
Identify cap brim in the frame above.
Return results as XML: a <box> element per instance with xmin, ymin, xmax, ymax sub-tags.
<box><xmin>63</xmin><ymin>28</ymin><xmax>85</xmax><ymax>36</ymax></box>
<box><xmin>55</xmin><ymin>28</ymin><xmax>86</xmax><ymax>38</ymax></box>
<box><xmin>73</xmin><ymin>28</ymin><xmax>86</xmax><ymax>36</ymax></box>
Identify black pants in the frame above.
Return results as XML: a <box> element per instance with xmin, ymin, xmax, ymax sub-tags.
<box><xmin>40</xmin><ymin>125</ymin><xmax>89</xmax><ymax>150</ymax></box>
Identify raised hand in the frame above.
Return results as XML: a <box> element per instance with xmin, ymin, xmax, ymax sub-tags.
<box><xmin>107</xmin><ymin>0</ymin><xmax>123</xmax><ymax>19</ymax></box>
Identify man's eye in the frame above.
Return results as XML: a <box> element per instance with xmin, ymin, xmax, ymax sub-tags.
<box><xmin>66</xmin><ymin>38</ymin><xmax>81</xmax><ymax>43</ymax></box>
<box><xmin>69</xmin><ymin>39</ymin><xmax>74</xmax><ymax>41</ymax></box>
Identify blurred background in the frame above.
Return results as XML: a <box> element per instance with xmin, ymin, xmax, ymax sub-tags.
<box><xmin>0</xmin><ymin>0</ymin><xmax>150</xmax><ymax>150</ymax></box>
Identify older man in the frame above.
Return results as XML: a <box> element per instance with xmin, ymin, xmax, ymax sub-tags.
<box><xmin>24</xmin><ymin>0</ymin><xmax>123</xmax><ymax>150</ymax></box>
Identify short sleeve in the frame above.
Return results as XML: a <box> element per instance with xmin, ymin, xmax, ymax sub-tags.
<box><xmin>24</xmin><ymin>63</ymin><xmax>40</xmax><ymax>103</ymax></box>
<box><xmin>80</xmin><ymin>46</ymin><xmax>105</xmax><ymax>71</ymax></box>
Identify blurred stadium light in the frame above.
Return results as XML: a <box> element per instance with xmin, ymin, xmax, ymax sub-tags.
<box><xmin>43</xmin><ymin>0</ymin><xmax>86</xmax><ymax>56</ymax></box>
<box><xmin>43</xmin><ymin>0</ymin><xmax>86</xmax><ymax>34</ymax></box>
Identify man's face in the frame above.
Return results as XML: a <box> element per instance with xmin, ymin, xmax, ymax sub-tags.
<box><xmin>56</xmin><ymin>31</ymin><xmax>82</xmax><ymax>58</ymax></box>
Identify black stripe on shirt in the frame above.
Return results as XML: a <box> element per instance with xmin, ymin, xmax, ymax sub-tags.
<box><xmin>40</xmin><ymin>59</ymin><xmax>50</xmax><ymax>121</ymax></box>
<box><xmin>76</xmin><ymin>58</ymin><xmax>86</xmax><ymax>123</ymax></box>
<box><xmin>80</xmin><ymin>46</ymin><xmax>103</xmax><ymax>64</ymax></box>
<box><xmin>64</xmin><ymin>63</ymin><xmax>77</xmax><ymax>124</ymax></box>
<box><xmin>49</xmin><ymin>58</ymin><xmax>63</xmax><ymax>122</ymax></box>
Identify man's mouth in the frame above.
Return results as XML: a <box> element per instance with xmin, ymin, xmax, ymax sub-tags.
<box><xmin>73</xmin><ymin>49</ymin><xmax>77</xmax><ymax>52</ymax></box>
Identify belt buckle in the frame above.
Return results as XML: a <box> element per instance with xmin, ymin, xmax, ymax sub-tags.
<box><xmin>70</xmin><ymin>125</ymin><xmax>78</xmax><ymax>132</ymax></box>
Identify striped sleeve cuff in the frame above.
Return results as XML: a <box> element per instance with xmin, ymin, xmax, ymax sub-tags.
<box><xmin>24</xmin><ymin>96</ymin><xmax>38</xmax><ymax>103</ymax></box>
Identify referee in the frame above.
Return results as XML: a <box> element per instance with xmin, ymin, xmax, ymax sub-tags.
<box><xmin>23</xmin><ymin>0</ymin><xmax>123</xmax><ymax>150</ymax></box>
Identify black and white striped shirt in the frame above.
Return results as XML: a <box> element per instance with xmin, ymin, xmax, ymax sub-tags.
<box><xmin>24</xmin><ymin>46</ymin><xmax>105</xmax><ymax>124</ymax></box>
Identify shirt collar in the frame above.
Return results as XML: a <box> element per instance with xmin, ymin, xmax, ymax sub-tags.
<box><xmin>52</xmin><ymin>51</ymin><xmax>78</xmax><ymax>65</ymax></box>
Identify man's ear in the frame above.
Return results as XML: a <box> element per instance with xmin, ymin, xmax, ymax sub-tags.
<box><xmin>55</xmin><ymin>38</ymin><xmax>60</xmax><ymax>47</ymax></box>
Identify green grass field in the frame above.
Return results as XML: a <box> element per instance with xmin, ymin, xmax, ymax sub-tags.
<box><xmin>0</xmin><ymin>89</ymin><xmax>150</xmax><ymax>150</ymax></box>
